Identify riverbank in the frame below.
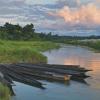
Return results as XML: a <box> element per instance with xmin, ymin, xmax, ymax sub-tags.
<box><xmin>0</xmin><ymin>40</ymin><xmax>59</xmax><ymax>63</ymax></box>
<box><xmin>0</xmin><ymin>40</ymin><xmax>59</xmax><ymax>100</ymax></box>
<box><xmin>0</xmin><ymin>39</ymin><xmax>99</xmax><ymax>64</ymax></box>
<box><xmin>64</xmin><ymin>40</ymin><xmax>100</xmax><ymax>52</ymax></box>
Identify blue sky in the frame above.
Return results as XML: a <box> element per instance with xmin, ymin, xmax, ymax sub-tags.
<box><xmin>0</xmin><ymin>0</ymin><xmax>100</xmax><ymax>36</ymax></box>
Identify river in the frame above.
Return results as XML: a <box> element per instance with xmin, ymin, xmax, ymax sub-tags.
<box><xmin>12</xmin><ymin>46</ymin><xmax>100</xmax><ymax>100</ymax></box>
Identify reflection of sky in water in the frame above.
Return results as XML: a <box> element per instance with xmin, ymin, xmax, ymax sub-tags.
<box><xmin>13</xmin><ymin>46</ymin><xmax>100</xmax><ymax>100</ymax></box>
<box><xmin>43</xmin><ymin>46</ymin><xmax>100</xmax><ymax>89</ymax></box>
<box><xmin>12</xmin><ymin>80</ymin><xmax>100</xmax><ymax>100</ymax></box>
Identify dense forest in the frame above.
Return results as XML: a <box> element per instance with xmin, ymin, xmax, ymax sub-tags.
<box><xmin>0</xmin><ymin>23</ymin><xmax>100</xmax><ymax>41</ymax></box>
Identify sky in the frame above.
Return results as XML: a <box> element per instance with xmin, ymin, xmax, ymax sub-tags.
<box><xmin>0</xmin><ymin>0</ymin><xmax>100</xmax><ymax>36</ymax></box>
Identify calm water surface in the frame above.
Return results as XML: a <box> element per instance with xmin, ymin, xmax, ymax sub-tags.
<box><xmin>12</xmin><ymin>46</ymin><xmax>100</xmax><ymax>100</ymax></box>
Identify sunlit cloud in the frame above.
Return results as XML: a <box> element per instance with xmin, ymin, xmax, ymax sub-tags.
<box><xmin>49</xmin><ymin>3</ymin><xmax>100</xmax><ymax>25</ymax></box>
<box><xmin>96</xmin><ymin>0</ymin><xmax>100</xmax><ymax>3</ymax></box>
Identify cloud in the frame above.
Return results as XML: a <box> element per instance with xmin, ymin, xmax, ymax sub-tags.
<box><xmin>96</xmin><ymin>0</ymin><xmax>100</xmax><ymax>3</ymax></box>
<box><xmin>55</xmin><ymin>0</ymin><xmax>80</xmax><ymax>8</ymax></box>
<box><xmin>76</xmin><ymin>0</ymin><xmax>81</xmax><ymax>6</ymax></box>
<box><xmin>0</xmin><ymin>0</ymin><xmax>100</xmax><ymax>36</ymax></box>
<box><xmin>49</xmin><ymin>3</ymin><xmax>100</xmax><ymax>25</ymax></box>
<box><xmin>24</xmin><ymin>0</ymin><xmax>58</xmax><ymax>5</ymax></box>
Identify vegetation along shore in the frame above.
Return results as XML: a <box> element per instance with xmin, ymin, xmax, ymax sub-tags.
<box><xmin>0</xmin><ymin>83</ymin><xmax>11</xmax><ymax>100</ymax></box>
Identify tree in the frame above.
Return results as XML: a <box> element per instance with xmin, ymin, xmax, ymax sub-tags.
<box><xmin>22</xmin><ymin>23</ymin><xmax>35</xmax><ymax>40</ymax></box>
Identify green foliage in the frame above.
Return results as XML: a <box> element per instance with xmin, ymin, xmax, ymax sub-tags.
<box><xmin>0</xmin><ymin>83</ymin><xmax>10</xmax><ymax>100</ymax></box>
<box><xmin>0</xmin><ymin>22</ymin><xmax>100</xmax><ymax>42</ymax></box>
<box><xmin>0</xmin><ymin>40</ymin><xmax>59</xmax><ymax>63</ymax></box>
<box><xmin>0</xmin><ymin>23</ymin><xmax>35</xmax><ymax>40</ymax></box>
<box><xmin>64</xmin><ymin>40</ymin><xmax>100</xmax><ymax>52</ymax></box>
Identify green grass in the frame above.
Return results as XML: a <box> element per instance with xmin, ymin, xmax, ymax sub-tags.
<box><xmin>79</xmin><ymin>41</ymin><xmax>100</xmax><ymax>52</ymax></box>
<box><xmin>64</xmin><ymin>40</ymin><xmax>100</xmax><ymax>52</ymax></box>
<box><xmin>0</xmin><ymin>83</ymin><xmax>10</xmax><ymax>100</ymax></box>
<box><xmin>0</xmin><ymin>40</ymin><xmax>59</xmax><ymax>63</ymax></box>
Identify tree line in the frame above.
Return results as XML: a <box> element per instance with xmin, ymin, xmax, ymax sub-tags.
<box><xmin>0</xmin><ymin>23</ymin><xmax>100</xmax><ymax>41</ymax></box>
<box><xmin>0</xmin><ymin>23</ymin><xmax>35</xmax><ymax>40</ymax></box>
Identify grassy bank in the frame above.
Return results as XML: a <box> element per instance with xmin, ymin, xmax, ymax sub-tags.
<box><xmin>0</xmin><ymin>83</ymin><xmax>10</xmax><ymax>100</ymax></box>
<box><xmin>64</xmin><ymin>40</ymin><xmax>100</xmax><ymax>52</ymax></box>
<box><xmin>0</xmin><ymin>40</ymin><xmax>59</xmax><ymax>100</ymax></box>
<box><xmin>0</xmin><ymin>40</ymin><xmax>59</xmax><ymax>63</ymax></box>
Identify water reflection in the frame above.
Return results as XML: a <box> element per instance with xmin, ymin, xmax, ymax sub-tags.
<box><xmin>63</xmin><ymin>54</ymin><xmax>100</xmax><ymax>83</ymax></box>
<box><xmin>64</xmin><ymin>56</ymin><xmax>100</xmax><ymax>76</ymax></box>
<box><xmin>43</xmin><ymin>46</ymin><xmax>100</xmax><ymax>88</ymax></box>
<box><xmin>13</xmin><ymin>46</ymin><xmax>100</xmax><ymax>100</ymax></box>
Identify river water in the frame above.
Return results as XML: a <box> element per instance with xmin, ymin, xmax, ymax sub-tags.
<box><xmin>12</xmin><ymin>46</ymin><xmax>100</xmax><ymax>100</ymax></box>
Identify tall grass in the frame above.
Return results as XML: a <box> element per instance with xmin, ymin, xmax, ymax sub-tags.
<box><xmin>64</xmin><ymin>40</ymin><xmax>100</xmax><ymax>52</ymax></box>
<box><xmin>0</xmin><ymin>83</ymin><xmax>10</xmax><ymax>100</ymax></box>
<box><xmin>0</xmin><ymin>40</ymin><xmax>59</xmax><ymax>63</ymax></box>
